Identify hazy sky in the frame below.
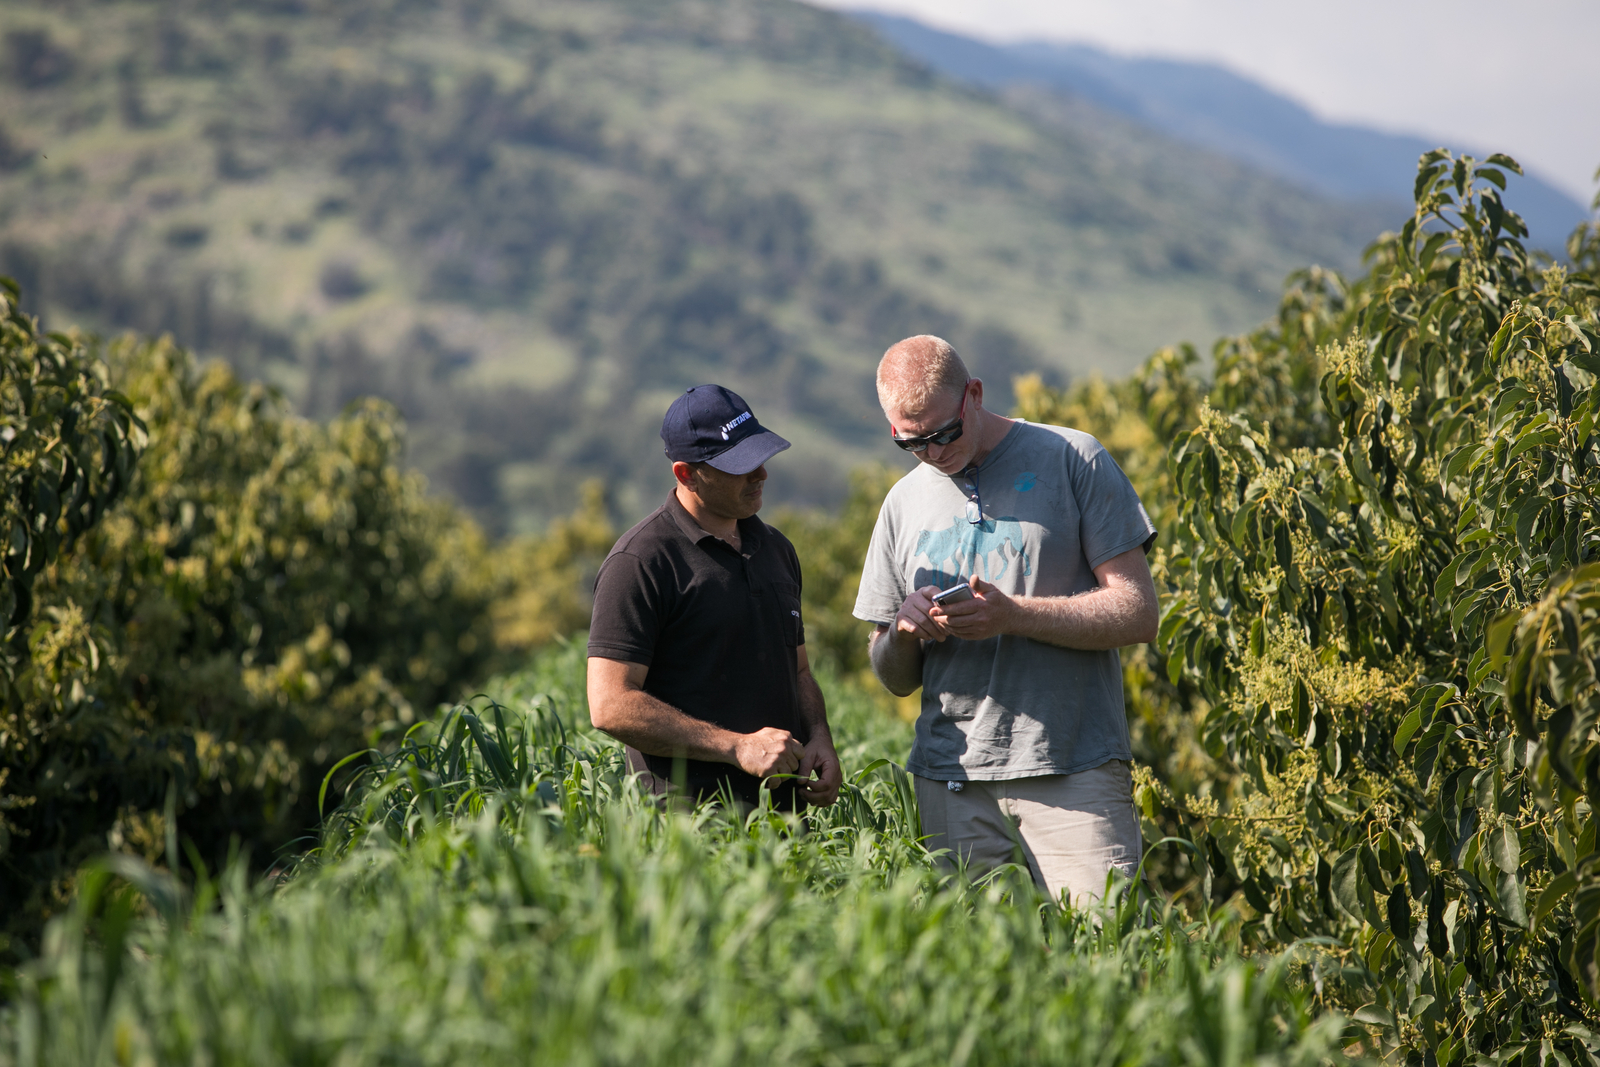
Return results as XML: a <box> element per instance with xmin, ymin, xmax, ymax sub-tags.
<box><xmin>816</xmin><ymin>0</ymin><xmax>1600</xmax><ymax>204</ymax></box>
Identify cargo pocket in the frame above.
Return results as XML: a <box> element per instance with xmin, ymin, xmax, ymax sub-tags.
<box><xmin>773</xmin><ymin>582</ymin><xmax>804</xmax><ymax>647</ymax></box>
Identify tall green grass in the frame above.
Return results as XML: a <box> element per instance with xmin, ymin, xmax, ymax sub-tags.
<box><xmin>1</xmin><ymin>640</ymin><xmax>1348</xmax><ymax>1066</ymax></box>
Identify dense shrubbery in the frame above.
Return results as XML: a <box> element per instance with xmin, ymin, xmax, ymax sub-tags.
<box><xmin>0</xmin><ymin>290</ymin><xmax>625</xmax><ymax>955</ymax></box>
<box><xmin>1021</xmin><ymin>153</ymin><xmax>1600</xmax><ymax>1061</ymax></box>
<box><xmin>0</xmin><ymin>297</ymin><xmax>508</xmax><ymax>950</ymax></box>
<box><xmin>0</xmin><ymin>645</ymin><xmax>1347</xmax><ymax>1067</ymax></box>
<box><xmin>0</xmin><ymin>281</ymin><xmax>144</xmax><ymax>936</ymax></box>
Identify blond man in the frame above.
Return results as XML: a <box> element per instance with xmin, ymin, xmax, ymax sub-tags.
<box><xmin>853</xmin><ymin>336</ymin><xmax>1158</xmax><ymax>905</ymax></box>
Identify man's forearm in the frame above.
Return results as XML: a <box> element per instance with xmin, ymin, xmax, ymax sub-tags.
<box><xmin>1004</xmin><ymin>583</ymin><xmax>1158</xmax><ymax>651</ymax></box>
<box><xmin>868</xmin><ymin>627</ymin><xmax>925</xmax><ymax>697</ymax></box>
<box><xmin>797</xmin><ymin>669</ymin><xmax>831</xmax><ymax>742</ymax></box>
<box><xmin>594</xmin><ymin>688</ymin><xmax>742</xmax><ymax>764</ymax></box>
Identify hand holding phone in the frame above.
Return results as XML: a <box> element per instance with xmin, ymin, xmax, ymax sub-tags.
<box><xmin>931</xmin><ymin>582</ymin><xmax>974</xmax><ymax>606</ymax></box>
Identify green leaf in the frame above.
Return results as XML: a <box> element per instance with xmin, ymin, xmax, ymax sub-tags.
<box><xmin>1487</xmin><ymin>611</ymin><xmax>1521</xmax><ymax>670</ymax></box>
<box><xmin>1452</xmin><ymin>591</ymin><xmax>1487</xmax><ymax>631</ymax></box>
<box><xmin>1489</xmin><ymin>318</ymin><xmax>1518</xmax><ymax>360</ymax></box>
<box><xmin>1535</xmin><ymin>871</ymin><xmax>1578</xmax><ymax>929</ymax></box>
<box><xmin>1515</xmin><ymin>496</ymin><xmax>1544</xmax><ymax>553</ymax></box>
<box><xmin>1394</xmin><ymin>704</ymin><xmax>1425</xmax><ymax>754</ymax></box>
<box><xmin>1492</xmin><ymin>823</ymin><xmax>1521</xmax><ymax>874</ymax></box>
<box><xmin>1360</xmin><ymin>842</ymin><xmax>1388</xmax><ymax>893</ymax></box>
<box><xmin>1347</xmin><ymin>445</ymin><xmax>1380</xmax><ymax>495</ymax></box>
<box><xmin>1434</xmin><ymin>554</ymin><xmax>1466</xmax><ymax>601</ymax></box>
<box><xmin>1475</xmin><ymin>166</ymin><xmax>1507</xmax><ymax>191</ymax></box>
<box><xmin>1497</xmin><ymin>868</ymin><xmax>1529</xmax><ymax>926</ymax></box>
<box><xmin>1354</xmin><ymin>1002</ymin><xmax>1396</xmax><ymax>1027</ymax></box>
<box><xmin>1444</xmin><ymin>444</ymin><xmax>1479</xmax><ymax>481</ymax></box>
<box><xmin>319</xmin><ymin>749</ymin><xmax>375</xmax><ymax>815</ymax></box>
<box><xmin>1492</xmin><ymin>386</ymin><xmax>1533</xmax><ymax>426</ymax></box>
<box><xmin>1414</xmin><ymin>721</ymin><xmax>1453</xmax><ymax>790</ymax></box>
<box><xmin>1388</xmin><ymin>883</ymin><xmax>1414</xmax><ymax>940</ymax></box>
<box><xmin>1507</xmin><ymin>430</ymin><xmax>1550</xmax><ymax>463</ymax></box>
<box><xmin>1157</xmin><ymin>601</ymin><xmax>1188</xmax><ymax>648</ymax></box>
<box><xmin>1418</xmin><ymin>231</ymin><xmax>1451</xmax><ymax>271</ymax></box>
<box><xmin>1414</xmin><ymin>162</ymin><xmax>1446</xmax><ymax>202</ymax></box>
<box><xmin>1230</xmin><ymin>504</ymin><xmax>1253</xmax><ymax>547</ymax></box>
<box><xmin>1297</xmin><ymin>492</ymin><xmax>1328</xmax><ymax>538</ymax></box>
<box><xmin>1332</xmin><ymin>848</ymin><xmax>1364</xmax><ymax>922</ymax></box>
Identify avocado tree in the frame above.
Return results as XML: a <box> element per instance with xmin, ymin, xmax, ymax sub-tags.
<box><xmin>0</xmin><ymin>280</ymin><xmax>144</xmax><ymax>947</ymax></box>
<box><xmin>1143</xmin><ymin>153</ymin><xmax>1600</xmax><ymax>1060</ymax></box>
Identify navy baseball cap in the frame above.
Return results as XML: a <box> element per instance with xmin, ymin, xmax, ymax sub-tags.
<box><xmin>661</xmin><ymin>385</ymin><xmax>791</xmax><ymax>475</ymax></box>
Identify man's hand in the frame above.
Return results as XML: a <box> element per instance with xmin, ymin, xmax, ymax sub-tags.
<box><xmin>732</xmin><ymin>727</ymin><xmax>806</xmax><ymax>779</ymax></box>
<box><xmin>894</xmin><ymin>585</ymin><xmax>953</xmax><ymax>642</ymax></box>
<box><xmin>929</xmin><ymin>574</ymin><xmax>1016</xmax><ymax>641</ymax></box>
<box><xmin>796</xmin><ymin>730</ymin><xmax>843</xmax><ymax>806</ymax></box>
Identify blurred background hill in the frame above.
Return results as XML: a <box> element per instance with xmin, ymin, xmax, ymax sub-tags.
<box><xmin>4</xmin><ymin>0</ymin><xmax>1401</xmax><ymax>533</ymax></box>
<box><xmin>850</xmin><ymin>10</ymin><xmax>1590</xmax><ymax>255</ymax></box>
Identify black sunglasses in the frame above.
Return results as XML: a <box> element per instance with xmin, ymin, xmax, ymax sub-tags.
<box><xmin>891</xmin><ymin>390</ymin><xmax>969</xmax><ymax>453</ymax></box>
<box><xmin>891</xmin><ymin>417</ymin><xmax>963</xmax><ymax>453</ymax></box>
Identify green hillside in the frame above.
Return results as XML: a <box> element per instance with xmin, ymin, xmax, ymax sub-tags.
<box><xmin>0</xmin><ymin>0</ymin><xmax>1391</xmax><ymax>531</ymax></box>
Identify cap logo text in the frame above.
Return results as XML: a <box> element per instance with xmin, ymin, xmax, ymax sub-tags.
<box><xmin>718</xmin><ymin>411</ymin><xmax>752</xmax><ymax>440</ymax></box>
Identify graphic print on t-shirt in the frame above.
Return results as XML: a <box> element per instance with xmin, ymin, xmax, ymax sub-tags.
<box><xmin>912</xmin><ymin>516</ymin><xmax>1032</xmax><ymax>591</ymax></box>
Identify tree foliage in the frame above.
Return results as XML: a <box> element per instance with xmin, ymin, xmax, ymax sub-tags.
<box><xmin>1124</xmin><ymin>151</ymin><xmax>1600</xmax><ymax>1060</ymax></box>
<box><xmin>0</xmin><ymin>306</ymin><xmax>507</xmax><ymax>951</ymax></box>
<box><xmin>0</xmin><ymin>279</ymin><xmax>144</xmax><ymax>902</ymax></box>
<box><xmin>775</xmin><ymin>466</ymin><xmax>904</xmax><ymax>683</ymax></box>
<box><xmin>487</xmin><ymin>480</ymin><xmax>615</xmax><ymax>654</ymax></box>
<box><xmin>0</xmin><ymin>279</ymin><xmax>142</xmax><ymax>642</ymax></box>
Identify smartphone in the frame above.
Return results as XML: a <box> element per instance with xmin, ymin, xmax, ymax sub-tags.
<box><xmin>932</xmin><ymin>582</ymin><xmax>974</xmax><ymax>606</ymax></box>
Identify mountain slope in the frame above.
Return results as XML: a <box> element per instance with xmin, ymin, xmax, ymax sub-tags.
<box><xmin>852</xmin><ymin>10</ymin><xmax>1590</xmax><ymax>255</ymax></box>
<box><xmin>0</xmin><ymin>0</ymin><xmax>1391</xmax><ymax>530</ymax></box>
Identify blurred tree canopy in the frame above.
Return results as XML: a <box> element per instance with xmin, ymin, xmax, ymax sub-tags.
<box><xmin>0</xmin><ymin>285</ymin><xmax>619</xmax><ymax>954</ymax></box>
<box><xmin>488</xmin><ymin>480</ymin><xmax>614</xmax><ymax>653</ymax></box>
<box><xmin>775</xmin><ymin>466</ymin><xmax>902</xmax><ymax>683</ymax></box>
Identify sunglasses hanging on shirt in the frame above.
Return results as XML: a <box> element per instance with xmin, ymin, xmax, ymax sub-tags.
<box><xmin>963</xmin><ymin>466</ymin><xmax>982</xmax><ymax>525</ymax></box>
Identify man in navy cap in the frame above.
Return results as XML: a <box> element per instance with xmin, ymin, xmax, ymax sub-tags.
<box><xmin>586</xmin><ymin>385</ymin><xmax>842</xmax><ymax>808</ymax></box>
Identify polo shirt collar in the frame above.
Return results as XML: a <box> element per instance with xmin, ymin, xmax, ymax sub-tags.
<box><xmin>663</xmin><ymin>489</ymin><xmax>765</xmax><ymax>556</ymax></box>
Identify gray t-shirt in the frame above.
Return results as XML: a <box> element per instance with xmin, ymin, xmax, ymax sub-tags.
<box><xmin>853</xmin><ymin>420</ymin><xmax>1157</xmax><ymax>781</ymax></box>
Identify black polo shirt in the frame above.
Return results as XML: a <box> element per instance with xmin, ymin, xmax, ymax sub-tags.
<box><xmin>588</xmin><ymin>490</ymin><xmax>806</xmax><ymax>806</ymax></box>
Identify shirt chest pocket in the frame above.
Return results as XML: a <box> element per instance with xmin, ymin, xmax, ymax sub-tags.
<box><xmin>771</xmin><ymin>581</ymin><xmax>804</xmax><ymax>647</ymax></box>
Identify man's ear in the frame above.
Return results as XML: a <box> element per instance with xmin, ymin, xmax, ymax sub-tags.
<box><xmin>967</xmin><ymin>378</ymin><xmax>985</xmax><ymax>412</ymax></box>
<box><xmin>672</xmin><ymin>460</ymin><xmax>698</xmax><ymax>489</ymax></box>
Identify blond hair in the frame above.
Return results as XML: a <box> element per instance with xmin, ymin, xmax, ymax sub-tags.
<box><xmin>876</xmin><ymin>335</ymin><xmax>969</xmax><ymax>416</ymax></box>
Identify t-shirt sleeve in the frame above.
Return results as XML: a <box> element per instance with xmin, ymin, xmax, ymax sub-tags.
<box><xmin>587</xmin><ymin>550</ymin><xmax>667</xmax><ymax>666</ymax></box>
<box><xmin>1070</xmin><ymin>439</ymin><xmax>1158</xmax><ymax>571</ymax></box>
<box><xmin>852</xmin><ymin>497</ymin><xmax>906</xmax><ymax>626</ymax></box>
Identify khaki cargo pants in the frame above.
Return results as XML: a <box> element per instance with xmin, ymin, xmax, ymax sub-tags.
<box><xmin>914</xmin><ymin>760</ymin><xmax>1143</xmax><ymax>908</ymax></box>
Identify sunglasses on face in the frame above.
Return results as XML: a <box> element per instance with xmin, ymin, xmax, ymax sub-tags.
<box><xmin>891</xmin><ymin>391</ymin><xmax>968</xmax><ymax>453</ymax></box>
